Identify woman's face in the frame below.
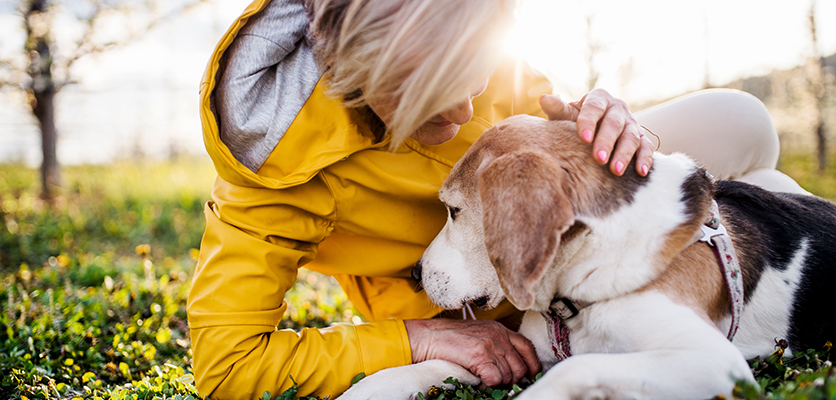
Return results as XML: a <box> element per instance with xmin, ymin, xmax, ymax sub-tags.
<box><xmin>367</xmin><ymin>79</ymin><xmax>489</xmax><ymax>145</ymax></box>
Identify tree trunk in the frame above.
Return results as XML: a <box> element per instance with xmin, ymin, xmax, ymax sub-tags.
<box><xmin>25</xmin><ymin>0</ymin><xmax>62</xmax><ymax>198</ymax></box>
<box><xmin>808</xmin><ymin>1</ymin><xmax>827</xmax><ymax>172</ymax></box>
<box><xmin>816</xmin><ymin>111</ymin><xmax>827</xmax><ymax>172</ymax></box>
<box><xmin>34</xmin><ymin>87</ymin><xmax>60</xmax><ymax>197</ymax></box>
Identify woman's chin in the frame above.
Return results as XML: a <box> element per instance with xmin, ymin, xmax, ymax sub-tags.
<box><xmin>411</xmin><ymin>123</ymin><xmax>461</xmax><ymax>145</ymax></box>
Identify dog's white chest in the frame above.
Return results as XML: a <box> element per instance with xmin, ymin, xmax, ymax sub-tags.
<box><xmin>521</xmin><ymin>291</ymin><xmax>734</xmax><ymax>369</ymax></box>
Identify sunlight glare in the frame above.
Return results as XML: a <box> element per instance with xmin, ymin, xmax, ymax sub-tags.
<box><xmin>504</xmin><ymin>0</ymin><xmax>588</xmax><ymax>97</ymax></box>
<box><xmin>505</xmin><ymin>0</ymin><xmax>557</xmax><ymax>66</ymax></box>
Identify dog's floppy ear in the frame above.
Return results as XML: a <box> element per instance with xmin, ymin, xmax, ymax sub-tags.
<box><xmin>477</xmin><ymin>151</ymin><xmax>575</xmax><ymax>310</ymax></box>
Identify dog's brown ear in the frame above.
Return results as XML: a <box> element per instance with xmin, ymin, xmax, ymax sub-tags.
<box><xmin>477</xmin><ymin>151</ymin><xmax>575</xmax><ymax>310</ymax></box>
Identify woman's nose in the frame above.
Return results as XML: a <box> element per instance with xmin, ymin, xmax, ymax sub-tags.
<box><xmin>439</xmin><ymin>100</ymin><xmax>474</xmax><ymax>125</ymax></box>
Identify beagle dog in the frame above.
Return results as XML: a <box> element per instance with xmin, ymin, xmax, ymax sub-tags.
<box><xmin>341</xmin><ymin>115</ymin><xmax>836</xmax><ymax>399</ymax></box>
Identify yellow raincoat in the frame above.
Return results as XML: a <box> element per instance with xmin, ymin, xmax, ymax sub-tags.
<box><xmin>189</xmin><ymin>0</ymin><xmax>553</xmax><ymax>398</ymax></box>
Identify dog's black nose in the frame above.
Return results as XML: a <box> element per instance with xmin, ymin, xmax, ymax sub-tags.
<box><xmin>411</xmin><ymin>261</ymin><xmax>423</xmax><ymax>284</ymax></box>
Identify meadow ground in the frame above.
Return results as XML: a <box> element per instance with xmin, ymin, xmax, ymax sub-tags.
<box><xmin>0</xmin><ymin>153</ymin><xmax>833</xmax><ymax>400</ymax></box>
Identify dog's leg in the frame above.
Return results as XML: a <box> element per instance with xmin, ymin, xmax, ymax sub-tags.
<box><xmin>516</xmin><ymin>291</ymin><xmax>754</xmax><ymax>399</ymax></box>
<box><xmin>515</xmin><ymin>347</ymin><xmax>752</xmax><ymax>400</ymax></box>
<box><xmin>339</xmin><ymin>359</ymin><xmax>479</xmax><ymax>400</ymax></box>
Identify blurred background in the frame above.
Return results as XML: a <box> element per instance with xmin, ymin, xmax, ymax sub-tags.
<box><xmin>1</xmin><ymin>1</ymin><xmax>835</xmax><ymax>397</ymax></box>
<box><xmin>1</xmin><ymin>0</ymin><xmax>835</xmax><ymax>171</ymax></box>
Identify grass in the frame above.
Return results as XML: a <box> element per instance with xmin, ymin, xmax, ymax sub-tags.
<box><xmin>0</xmin><ymin>158</ymin><xmax>359</xmax><ymax>399</ymax></box>
<box><xmin>0</xmin><ymin>152</ymin><xmax>834</xmax><ymax>399</ymax></box>
<box><xmin>778</xmin><ymin>153</ymin><xmax>836</xmax><ymax>201</ymax></box>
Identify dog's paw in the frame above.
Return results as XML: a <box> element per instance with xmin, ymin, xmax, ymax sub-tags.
<box><xmin>339</xmin><ymin>360</ymin><xmax>479</xmax><ymax>400</ymax></box>
<box><xmin>514</xmin><ymin>385</ymin><xmax>608</xmax><ymax>400</ymax></box>
<box><xmin>512</xmin><ymin>360</ymin><xmax>610</xmax><ymax>400</ymax></box>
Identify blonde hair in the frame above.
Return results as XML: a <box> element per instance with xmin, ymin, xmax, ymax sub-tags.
<box><xmin>307</xmin><ymin>0</ymin><xmax>516</xmax><ymax>148</ymax></box>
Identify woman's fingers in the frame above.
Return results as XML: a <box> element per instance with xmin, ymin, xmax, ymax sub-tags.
<box><xmin>590</xmin><ymin>104</ymin><xmax>627</xmax><ymax>167</ymax></box>
<box><xmin>572</xmin><ymin>89</ymin><xmax>652</xmax><ymax>176</ymax></box>
<box><xmin>463</xmin><ymin>324</ymin><xmax>532</xmax><ymax>386</ymax></box>
<box><xmin>403</xmin><ymin>318</ymin><xmax>541</xmax><ymax>387</ymax></box>
<box><xmin>487</xmin><ymin>330</ymin><xmax>536</xmax><ymax>385</ymax></box>
<box><xmin>473</xmin><ymin>361</ymin><xmax>503</xmax><ymax>387</ymax></box>
<box><xmin>576</xmin><ymin>91</ymin><xmax>610</xmax><ymax>149</ymax></box>
<box><xmin>608</xmin><ymin>122</ymin><xmax>642</xmax><ymax>176</ymax></box>
<box><xmin>487</xmin><ymin>353</ymin><xmax>513</xmax><ymax>386</ymax></box>
<box><xmin>539</xmin><ymin>94</ymin><xmax>579</xmax><ymax>122</ymax></box>
<box><xmin>509</xmin><ymin>330</ymin><xmax>542</xmax><ymax>379</ymax></box>
<box><xmin>635</xmin><ymin>132</ymin><xmax>655</xmax><ymax>176</ymax></box>
<box><xmin>541</xmin><ymin>89</ymin><xmax>652</xmax><ymax>176</ymax></box>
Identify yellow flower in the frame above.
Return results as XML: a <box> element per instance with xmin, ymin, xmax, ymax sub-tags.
<box><xmin>56</xmin><ymin>254</ymin><xmax>70</xmax><ymax>267</ymax></box>
<box><xmin>135</xmin><ymin>244</ymin><xmax>151</xmax><ymax>256</ymax></box>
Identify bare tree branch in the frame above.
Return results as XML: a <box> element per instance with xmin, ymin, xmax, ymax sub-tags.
<box><xmin>0</xmin><ymin>80</ymin><xmax>27</xmax><ymax>92</ymax></box>
<box><xmin>63</xmin><ymin>0</ymin><xmax>106</xmax><ymax>69</ymax></box>
<box><xmin>63</xmin><ymin>0</ymin><xmax>209</xmax><ymax>73</ymax></box>
<box><xmin>0</xmin><ymin>58</ymin><xmax>27</xmax><ymax>91</ymax></box>
<box><xmin>0</xmin><ymin>59</ymin><xmax>20</xmax><ymax>72</ymax></box>
<box><xmin>125</xmin><ymin>0</ymin><xmax>210</xmax><ymax>43</ymax></box>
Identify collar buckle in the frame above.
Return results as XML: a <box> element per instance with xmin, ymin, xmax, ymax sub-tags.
<box><xmin>699</xmin><ymin>222</ymin><xmax>728</xmax><ymax>245</ymax></box>
<box><xmin>549</xmin><ymin>297</ymin><xmax>581</xmax><ymax>320</ymax></box>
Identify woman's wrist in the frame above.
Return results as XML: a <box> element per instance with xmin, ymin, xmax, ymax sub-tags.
<box><xmin>403</xmin><ymin>319</ymin><xmax>427</xmax><ymax>363</ymax></box>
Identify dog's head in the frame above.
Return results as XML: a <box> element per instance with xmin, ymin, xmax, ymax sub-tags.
<box><xmin>418</xmin><ymin>116</ymin><xmax>592</xmax><ymax>310</ymax></box>
<box><xmin>417</xmin><ymin>115</ymin><xmax>712</xmax><ymax>312</ymax></box>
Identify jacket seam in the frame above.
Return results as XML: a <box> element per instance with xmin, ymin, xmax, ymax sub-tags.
<box><xmin>395</xmin><ymin>319</ymin><xmax>412</xmax><ymax>365</ymax></box>
<box><xmin>469</xmin><ymin>116</ymin><xmax>493</xmax><ymax>132</ymax></box>
<box><xmin>403</xmin><ymin>140</ymin><xmax>456</xmax><ymax>167</ymax></box>
<box><xmin>188</xmin><ymin>319</ymin><xmax>281</xmax><ymax>328</ymax></box>
<box><xmin>317</xmin><ymin>170</ymin><xmax>339</xmax><ymax>241</ymax></box>
<box><xmin>352</xmin><ymin>323</ymin><xmax>366</xmax><ymax>374</ymax></box>
<box><xmin>236</xmin><ymin>32</ymin><xmax>293</xmax><ymax>53</ymax></box>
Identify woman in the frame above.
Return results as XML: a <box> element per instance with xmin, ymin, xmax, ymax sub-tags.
<box><xmin>188</xmin><ymin>0</ymin><xmax>805</xmax><ymax>399</ymax></box>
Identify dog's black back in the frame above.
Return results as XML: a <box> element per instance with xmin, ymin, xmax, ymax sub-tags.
<box><xmin>716</xmin><ymin>180</ymin><xmax>836</xmax><ymax>351</ymax></box>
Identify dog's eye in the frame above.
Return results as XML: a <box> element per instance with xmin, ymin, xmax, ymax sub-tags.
<box><xmin>447</xmin><ymin>205</ymin><xmax>461</xmax><ymax>221</ymax></box>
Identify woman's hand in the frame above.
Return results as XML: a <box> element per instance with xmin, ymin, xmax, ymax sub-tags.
<box><xmin>539</xmin><ymin>89</ymin><xmax>654</xmax><ymax>177</ymax></box>
<box><xmin>404</xmin><ymin>318</ymin><xmax>541</xmax><ymax>387</ymax></box>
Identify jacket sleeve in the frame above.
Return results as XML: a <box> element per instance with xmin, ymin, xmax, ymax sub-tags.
<box><xmin>187</xmin><ymin>174</ymin><xmax>412</xmax><ymax>400</ymax></box>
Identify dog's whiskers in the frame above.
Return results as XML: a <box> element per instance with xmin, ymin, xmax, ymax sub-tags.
<box><xmin>462</xmin><ymin>302</ymin><xmax>477</xmax><ymax>320</ymax></box>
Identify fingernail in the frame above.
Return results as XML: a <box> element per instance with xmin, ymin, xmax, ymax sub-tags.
<box><xmin>582</xmin><ymin>129</ymin><xmax>593</xmax><ymax>142</ymax></box>
<box><xmin>597</xmin><ymin>150</ymin><xmax>608</xmax><ymax>162</ymax></box>
<box><xmin>641</xmin><ymin>164</ymin><xmax>649</xmax><ymax>176</ymax></box>
<box><xmin>615</xmin><ymin>161</ymin><xmax>625</xmax><ymax>175</ymax></box>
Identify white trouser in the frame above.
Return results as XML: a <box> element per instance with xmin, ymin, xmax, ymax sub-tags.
<box><xmin>636</xmin><ymin>89</ymin><xmax>808</xmax><ymax>195</ymax></box>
